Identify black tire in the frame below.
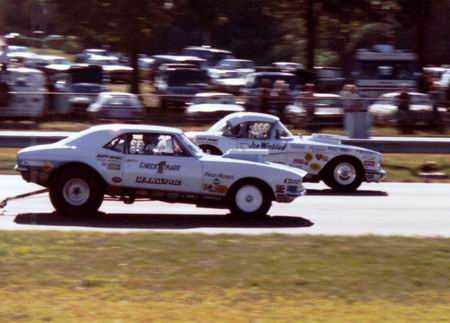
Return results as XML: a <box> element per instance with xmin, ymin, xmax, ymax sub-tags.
<box><xmin>49</xmin><ymin>166</ymin><xmax>105</xmax><ymax>217</ymax></box>
<box><xmin>322</xmin><ymin>157</ymin><xmax>364</xmax><ymax>192</ymax></box>
<box><xmin>199</xmin><ymin>145</ymin><xmax>222</xmax><ymax>155</ymax></box>
<box><xmin>228</xmin><ymin>180</ymin><xmax>272</xmax><ymax>218</ymax></box>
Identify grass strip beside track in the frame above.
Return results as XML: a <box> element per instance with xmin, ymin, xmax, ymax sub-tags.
<box><xmin>0</xmin><ymin>233</ymin><xmax>449</xmax><ymax>322</ymax></box>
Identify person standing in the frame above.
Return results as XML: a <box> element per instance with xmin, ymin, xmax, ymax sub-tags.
<box><xmin>341</xmin><ymin>84</ymin><xmax>370</xmax><ymax>138</ymax></box>
<box><xmin>397</xmin><ymin>88</ymin><xmax>412</xmax><ymax>133</ymax></box>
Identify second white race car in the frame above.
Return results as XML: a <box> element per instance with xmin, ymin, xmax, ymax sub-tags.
<box><xmin>187</xmin><ymin>112</ymin><xmax>386</xmax><ymax>191</ymax></box>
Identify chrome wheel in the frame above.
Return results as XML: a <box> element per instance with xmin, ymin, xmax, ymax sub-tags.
<box><xmin>62</xmin><ymin>178</ymin><xmax>91</xmax><ymax>206</ymax></box>
<box><xmin>333</xmin><ymin>162</ymin><xmax>357</xmax><ymax>186</ymax></box>
<box><xmin>235</xmin><ymin>185</ymin><xmax>264</xmax><ymax>214</ymax></box>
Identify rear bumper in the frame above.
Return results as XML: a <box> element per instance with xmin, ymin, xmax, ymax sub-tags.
<box><xmin>365</xmin><ymin>169</ymin><xmax>386</xmax><ymax>183</ymax></box>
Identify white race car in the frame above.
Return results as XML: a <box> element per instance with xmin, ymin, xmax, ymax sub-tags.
<box><xmin>16</xmin><ymin>124</ymin><xmax>306</xmax><ymax>217</ymax></box>
<box><xmin>187</xmin><ymin>112</ymin><xmax>386</xmax><ymax>191</ymax></box>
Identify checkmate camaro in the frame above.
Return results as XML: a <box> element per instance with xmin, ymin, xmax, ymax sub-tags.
<box><xmin>187</xmin><ymin>112</ymin><xmax>386</xmax><ymax>191</ymax></box>
<box><xmin>16</xmin><ymin>124</ymin><xmax>306</xmax><ymax>217</ymax></box>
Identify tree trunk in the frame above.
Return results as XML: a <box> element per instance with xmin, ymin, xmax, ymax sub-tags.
<box><xmin>129</xmin><ymin>38</ymin><xmax>140</xmax><ymax>94</ymax></box>
<box><xmin>416</xmin><ymin>0</ymin><xmax>426</xmax><ymax>69</ymax></box>
<box><xmin>306</xmin><ymin>0</ymin><xmax>316</xmax><ymax>71</ymax></box>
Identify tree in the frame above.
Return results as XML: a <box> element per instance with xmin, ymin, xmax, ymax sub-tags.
<box><xmin>51</xmin><ymin>0</ymin><xmax>177</xmax><ymax>94</ymax></box>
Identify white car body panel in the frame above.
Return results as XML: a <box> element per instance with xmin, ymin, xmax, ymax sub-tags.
<box><xmin>17</xmin><ymin>124</ymin><xmax>306</xmax><ymax>205</ymax></box>
<box><xmin>187</xmin><ymin>112</ymin><xmax>385</xmax><ymax>183</ymax></box>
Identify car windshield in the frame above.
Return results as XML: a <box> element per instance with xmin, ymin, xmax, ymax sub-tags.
<box><xmin>167</xmin><ymin>70</ymin><xmax>208</xmax><ymax>86</ymax></box>
<box><xmin>178</xmin><ymin>134</ymin><xmax>204</xmax><ymax>158</ymax></box>
<box><xmin>208</xmin><ymin>118</ymin><xmax>229</xmax><ymax>133</ymax></box>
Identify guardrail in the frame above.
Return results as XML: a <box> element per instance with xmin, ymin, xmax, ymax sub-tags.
<box><xmin>1</xmin><ymin>131</ymin><xmax>449</xmax><ymax>154</ymax></box>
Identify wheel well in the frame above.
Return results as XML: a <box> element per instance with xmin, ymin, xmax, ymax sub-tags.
<box><xmin>228</xmin><ymin>177</ymin><xmax>275</xmax><ymax>201</ymax></box>
<box><xmin>49</xmin><ymin>162</ymin><xmax>106</xmax><ymax>187</ymax></box>
<box><xmin>319</xmin><ymin>155</ymin><xmax>365</xmax><ymax>179</ymax></box>
<box><xmin>199</xmin><ymin>144</ymin><xmax>223</xmax><ymax>155</ymax></box>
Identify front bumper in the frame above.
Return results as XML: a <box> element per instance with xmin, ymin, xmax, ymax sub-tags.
<box><xmin>15</xmin><ymin>165</ymin><xmax>52</xmax><ymax>186</ymax></box>
<box><xmin>275</xmin><ymin>187</ymin><xmax>306</xmax><ymax>203</ymax></box>
<box><xmin>365</xmin><ymin>169</ymin><xmax>386</xmax><ymax>183</ymax></box>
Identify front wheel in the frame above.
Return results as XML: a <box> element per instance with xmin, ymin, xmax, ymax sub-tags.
<box><xmin>322</xmin><ymin>158</ymin><xmax>364</xmax><ymax>192</ymax></box>
<box><xmin>49</xmin><ymin>167</ymin><xmax>104</xmax><ymax>217</ymax></box>
<box><xmin>228</xmin><ymin>182</ymin><xmax>272</xmax><ymax>218</ymax></box>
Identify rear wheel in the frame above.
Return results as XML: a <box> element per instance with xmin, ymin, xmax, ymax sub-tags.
<box><xmin>49</xmin><ymin>166</ymin><xmax>104</xmax><ymax>217</ymax></box>
<box><xmin>228</xmin><ymin>181</ymin><xmax>272</xmax><ymax>218</ymax></box>
<box><xmin>322</xmin><ymin>158</ymin><xmax>364</xmax><ymax>192</ymax></box>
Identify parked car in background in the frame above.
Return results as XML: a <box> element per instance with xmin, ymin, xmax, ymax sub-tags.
<box><xmin>285</xmin><ymin>93</ymin><xmax>343</xmax><ymax>127</ymax></box>
<box><xmin>54</xmin><ymin>65</ymin><xmax>107</xmax><ymax>116</ymax></box>
<box><xmin>187</xmin><ymin>112</ymin><xmax>385</xmax><ymax>191</ymax></box>
<box><xmin>273</xmin><ymin>62</ymin><xmax>304</xmax><ymax>73</ymax></box>
<box><xmin>368</xmin><ymin>92</ymin><xmax>445</xmax><ymax>125</ymax></box>
<box><xmin>87</xmin><ymin>92</ymin><xmax>144</xmax><ymax>120</ymax></box>
<box><xmin>181</xmin><ymin>46</ymin><xmax>234</xmax><ymax>68</ymax></box>
<box><xmin>24</xmin><ymin>54</ymin><xmax>72</xmax><ymax>70</ymax></box>
<box><xmin>209</xmin><ymin>59</ymin><xmax>255</xmax><ymax>79</ymax></box>
<box><xmin>314</xmin><ymin>66</ymin><xmax>345</xmax><ymax>93</ymax></box>
<box><xmin>185</xmin><ymin>92</ymin><xmax>245</xmax><ymax>122</ymax></box>
<box><xmin>0</xmin><ymin>67</ymin><xmax>46</xmax><ymax>120</ymax></box>
<box><xmin>154</xmin><ymin>64</ymin><xmax>210</xmax><ymax>109</ymax></box>
<box><xmin>16</xmin><ymin>124</ymin><xmax>306</xmax><ymax>217</ymax></box>
<box><xmin>209</xmin><ymin>59</ymin><xmax>255</xmax><ymax>94</ymax></box>
<box><xmin>83</xmin><ymin>54</ymin><xmax>133</xmax><ymax>83</ymax></box>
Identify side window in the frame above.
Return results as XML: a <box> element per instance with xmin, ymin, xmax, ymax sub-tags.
<box><xmin>129</xmin><ymin>133</ymin><xmax>187</xmax><ymax>156</ymax></box>
<box><xmin>246</xmin><ymin>122</ymin><xmax>272</xmax><ymax>140</ymax></box>
<box><xmin>104</xmin><ymin>135</ymin><xmax>127</xmax><ymax>153</ymax></box>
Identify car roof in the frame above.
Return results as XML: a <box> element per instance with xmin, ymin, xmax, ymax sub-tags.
<box><xmin>195</xmin><ymin>92</ymin><xmax>233</xmax><ymax>97</ymax></box>
<box><xmin>221</xmin><ymin>112</ymin><xmax>280</xmax><ymax>125</ymax></box>
<box><xmin>87</xmin><ymin>124</ymin><xmax>183</xmax><ymax>135</ymax></box>
<box><xmin>251</xmin><ymin>72</ymin><xmax>295</xmax><ymax>77</ymax></box>
<box><xmin>381</xmin><ymin>92</ymin><xmax>428</xmax><ymax>98</ymax></box>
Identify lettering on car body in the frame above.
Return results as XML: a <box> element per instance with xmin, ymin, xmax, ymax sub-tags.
<box><xmin>204</xmin><ymin>172</ymin><xmax>234</xmax><ymax>180</ymax></box>
<box><xmin>136</xmin><ymin>176</ymin><xmax>182</xmax><ymax>186</ymax></box>
<box><xmin>139</xmin><ymin>161</ymin><xmax>181</xmax><ymax>174</ymax></box>
<box><xmin>247</xmin><ymin>142</ymin><xmax>287</xmax><ymax>151</ymax></box>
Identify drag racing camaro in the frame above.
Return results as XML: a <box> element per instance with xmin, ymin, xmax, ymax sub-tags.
<box><xmin>15</xmin><ymin>124</ymin><xmax>306</xmax><ymax>217</ymax></box>
<box><xmin>187</xmin><ymin>112</ymin><xmax>386</xmax><ymax>191</ymax></box>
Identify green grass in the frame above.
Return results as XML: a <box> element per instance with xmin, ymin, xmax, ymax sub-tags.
<box><xmin>0</xmin><ymin>233</ymin><xmax>448</xmax><ymax>322</ymax></box>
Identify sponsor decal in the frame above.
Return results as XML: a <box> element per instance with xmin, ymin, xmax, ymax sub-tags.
<box><xmin>136</xmin><ymin>176</ymin><xmax>182</xmax><ymax>186</ymax></box>
<box><xmin>304</xmin><ymin>152</ymin><xmax>314</xmax><ymax>163</ymax></box>
<box><xmin>139</xmin><ymin>161</ymin><xmax>181</xmax><ymax>174</ymax></box>
<box><xmin>97</xmin><ymin>154</ymin><xmax>122</xmax><ymax>161</ymax></box>
<box><xmin>276</xmin><ymin>185</ymin><xmax>285</xmax><ymax>193</ymax></box>
<box><xmin>198</xmin><ymin>137</ymin><xmax>218</xmax><ymax>143</ymax></box>
<box><xmin>107</xmin><ymin>163</ymin><xmax>121</xmax><ymax>171</ymax></box>
<box><xmin>314</xmin><ymin>153</ymin><xmax>329</xmax><ymax>162</ymax></box>
<box><xmin>276</xmin><ymin>194</ymin><xmax>292</xmax><ymax>202</ymax></box>
<box><xmin>310</xmin><ymin>163</ymin><xmax>321</xmax><ymax>171</ymax></box>
<box><xmin>112</xmin><ymin>176</ymin><xmax>122</xmax><ymax>183</ymax></box>
<box><xmin>284</xmin><ymin>178</ymin><xmax>301</xmax><ymax>185</ymax></box>
<box><xmin>204</xmin><ymin>172</ymin><xmax>234</xmax><ymax>180</ymax></box>
<box><xmin>203</xmin><ymin>183</ymin><xmax>228</xmax><ymax>194</ymax></box>
<box><xmin>363</xmin><ymin>160</ymin><xmax>376</xmax><ymax>168</ymax></box>
<box><xmin>248</xmin><ymin>142</ymin><xmax>287</xmax><ymax>151</ymax></box>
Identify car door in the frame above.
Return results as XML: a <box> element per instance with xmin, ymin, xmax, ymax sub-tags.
<box><xmin>235</xmin><ymin>121</ymin><xmax>288</xmax><ymax>164</ymax></box>
<box><xmin>122</xmin><ymin>133</ymin><xmax>203</xmax><ymax>193</ymax></box>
